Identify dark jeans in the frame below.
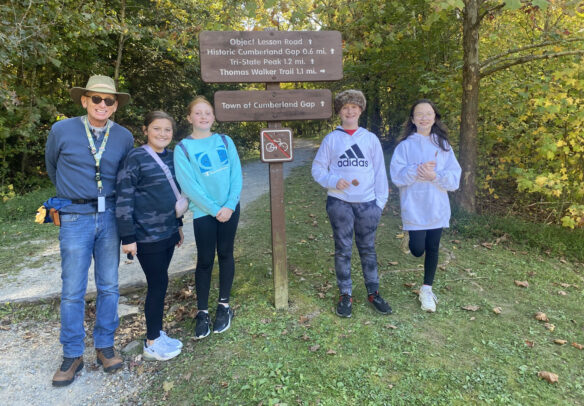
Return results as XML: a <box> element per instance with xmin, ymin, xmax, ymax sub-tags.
<box><xmin>326</xmin><ymin>196</ymin><xmax>382</xmax><ymax>296</ymax></box>
<box><xmin>193</xmin><ymin>204</ymin><xmax>240</xmax><ymax>310</ymax></box>
<box><xmin>409</xmin><ymin>228</ymin><xmax>443</xmax><ymax>286</ymax></box>
<box><xmin>137</xmin><ymin>241</ymin><xmax>176</xmax><ymax>340</ymax></box>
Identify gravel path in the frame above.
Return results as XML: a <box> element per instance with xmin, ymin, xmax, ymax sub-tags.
<box><xmin>0</xmin><ymin>139</ymin><xmax>318</xmax><ymax>406</ymax></box>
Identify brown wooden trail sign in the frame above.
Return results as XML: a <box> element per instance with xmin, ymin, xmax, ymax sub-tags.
<box><xmin>200</xmin><ymin>30</ymin><xmax>342</xmax><ymax>310</ymax></box>
<box><xmin>200</xmin><ymin>31</ymin><xmax>342</xmax><ymax>83</ymax></box>
<box><xmin>214</xmin><ymin>89</ymin><xmax>332</xmax><ymax>122</ymax></box>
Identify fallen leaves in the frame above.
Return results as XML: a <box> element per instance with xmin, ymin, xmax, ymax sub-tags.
<box><xmin>537</xmin><ymin>371</ymin><xmax>558</xmax><ymax>384</ymax></box>
<box><xmin>492</xmin><ymin>307</ymin><xmax>502</xmax><ymax>315</ymax></box>
<box><xmin>514</xmin><ymin>280</ymin><xmax>529</xmax><ymax>288</ymax></box>
<box><xmin>557</xmin><ymin>290</ymin><xmax>567</xmax><ymax>296</ymax></box>
<box><xmin>535</xmin><ymin>312</ymin><xmax>549</xmax><ymax>322</ymax></box>
<box><xmin>385</xmin><ymin>324</ymin><xmax>398</xmax><ymax>330</ymax></box>
<box><xmin>309</xmin><ymin>344</ymin><xmax>320</xmax><ymax>352</ymax></box>
<box><xmin>553</xmin><ymin>339</ymin><xmax>567</xmax><ymax>345</ymax></box>
<box><xmin>326</xmin><ymin>349</ymin><xmax>337</xmax><ymax>355</ymax></box>
<box><xmin>544</xmin><ymin>323</ymin><xmax>556</xmax><ymax>332</ymax></box>
<box><xmin>525</xmin><ymin>340</ymin><xmax>535</xmax><ymax>348</ymax></box>
<box><xmin>572</xmin><ymin>342</ymin><xmax>584</xmax><ymax>350</ymax></box>
<box><xmin>461</xmin><ymin>305</ymin><xmax>480</xmax><ymax>312</ymax></box>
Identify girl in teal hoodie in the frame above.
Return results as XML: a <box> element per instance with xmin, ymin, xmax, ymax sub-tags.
<box><xmin>174</xmin><ymin>96</ymin><xmax>242</xmax><ymax>339</ymax></box>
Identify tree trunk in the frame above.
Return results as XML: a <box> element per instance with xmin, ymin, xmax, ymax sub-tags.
<box><xmin>113</xmin><ymin>0</ymin><xmax>126</xmax><ymax>88</ymax></box>
<box><xmin>456</xmin><ymin>0</ymin><xmax>481</xmax><ymax>213</ymax></box>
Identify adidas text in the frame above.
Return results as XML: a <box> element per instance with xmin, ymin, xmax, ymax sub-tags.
<box><xmin>337</xmin><ymin>158</ymin><xmax>369</xmax><ymax>168</ymax></box>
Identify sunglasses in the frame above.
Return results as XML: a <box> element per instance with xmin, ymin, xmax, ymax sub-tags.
<box><xmin>86</xmin><ymin>95</ymin><xmax>116</xmax><ymax>106</ymax></box>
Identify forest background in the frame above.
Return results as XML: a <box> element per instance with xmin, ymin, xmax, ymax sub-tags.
<box><xmin>1</xmin><ymin>0</ymin><xmax>583</xmax><ymax>227</ymax></box>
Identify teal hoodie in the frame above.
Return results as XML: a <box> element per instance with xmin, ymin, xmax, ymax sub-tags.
<box><xmin>174</xmin><ymin>133</ymin><xmax>242</xmax><ymax>219</ymax></box>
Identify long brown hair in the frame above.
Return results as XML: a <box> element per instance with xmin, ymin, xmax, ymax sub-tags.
<box><xmin>399</xmin><ymin>99</ymin><xmax>451</xmax><ymax>151</ymax></box>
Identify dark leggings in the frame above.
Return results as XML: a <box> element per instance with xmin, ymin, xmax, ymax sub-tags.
<box><xmin>409</xmin><ymin>228</ymin><xmax>443</xmax><ymax>286</ymax></box>
<box><xmin>193</xmin><ymin>205</ymin><xmax>240</xmax><ymax>310</ymax></box>
<box><xmin>137</xmin><ymin>243</ymin><xmax>175</xmax><ymax>340</ymax></box>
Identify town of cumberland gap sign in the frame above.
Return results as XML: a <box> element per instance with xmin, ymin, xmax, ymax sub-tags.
<box><xmin>199</xmin><ymin>31</ymin><xmax>342</xmax><ymax>83</ymax></box>
<box><xmin>214</xmin><ymin>89</ymin><xmax>332</xmax><ymax>122</ymax></box>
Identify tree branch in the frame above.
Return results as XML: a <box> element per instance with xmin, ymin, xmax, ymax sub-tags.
<box><xmin>478</xmin><ymin>2</ymin><xmax>505</xmax><ymax>25</ymax></box>
<box><xmin>480</xmin><ymin>37</ymin><xmax>584</xmax><ymax>70</ymax></box>
<box><xmin>480</xmin><ymin>50</ymin><xmax>584</xmax><ymax>77</ymax></box>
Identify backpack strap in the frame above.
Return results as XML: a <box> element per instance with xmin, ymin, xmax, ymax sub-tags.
<box><xmin>177</xmin><ymin>141</ymin><xmax>190</xmax><ymax>161</ymax></box>
<box><xmin>220</xmin><ymin>134</ymin><xmax>228</xmax><ymax>149</ymax></box>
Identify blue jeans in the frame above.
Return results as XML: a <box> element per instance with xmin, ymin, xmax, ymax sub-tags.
<box><xmin>59</xmin><ymin>208</ymin><xmax>120</xmax><ymax>357</ymax></box>
<box><xmin>326</xmin><ymin>197</ymin><xmax>382</xmax><ymax>296</ymax></box>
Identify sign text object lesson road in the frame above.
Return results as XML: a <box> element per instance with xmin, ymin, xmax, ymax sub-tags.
<box><xmin>200</xmin><ymin>31</ymin><xmax>342</xmax><ymax>83</ymax></box>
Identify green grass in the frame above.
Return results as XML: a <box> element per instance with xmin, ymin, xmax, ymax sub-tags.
<box><xmin>0</xmin><ymin>186</ymin><xmax>59</xmax><ymax>275</ymax></box>
<box><xmin>134</xmin><ymin>166</ymin><xmax>584</xmax><ymax>405</ymax></box>
<box><xmin>451</xmin><ymin>206</ymin><xmax>584</xmax><ymax>262</ymax></box>
<box><xmin>1</xmin><ymin>166</ymin><xmax>583</xmax><ymax>404</ymax></box>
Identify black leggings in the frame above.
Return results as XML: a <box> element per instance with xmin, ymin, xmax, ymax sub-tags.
<box><xmin>409</xmin><ymin>228</ymin><xmax>443</xmax><ymax>286</ymax></box>
<box><xmin>137</xmin><ymin>243</ymin><xmax>175</xmax><ymax>340</ymax></box>
<box><xmin>193</xmin><ymin>205</ymin><xmax>240</xmax><ymax>310</ymax></box>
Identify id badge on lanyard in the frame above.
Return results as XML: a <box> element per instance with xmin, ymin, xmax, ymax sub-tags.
<box><xmin>98</xmin><ymin>195</ymin><xmax>106</xmax><ymax>212</ymax></box>
<box><xmin>84</xmin><ymin>117</ymin><xmax>111</xmax><ymax>213</ymax></box>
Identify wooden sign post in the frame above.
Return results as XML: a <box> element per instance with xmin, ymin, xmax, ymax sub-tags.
<box><xmin>200</xmin><ymin>30</ymin><xmax>342</xmax><ymax>310</ymax></box>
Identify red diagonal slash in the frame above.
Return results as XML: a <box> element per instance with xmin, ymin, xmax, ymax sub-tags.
<box><xmin>264</xmin><ymin>132</ymin><xmax>291</xmax><ymax>159</ymax></box>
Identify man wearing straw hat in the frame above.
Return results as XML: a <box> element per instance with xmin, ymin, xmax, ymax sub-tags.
<box><xmin>46</xmin><ymin>75</ymin><xmax>133</xmax><ymax>387</ymax></box>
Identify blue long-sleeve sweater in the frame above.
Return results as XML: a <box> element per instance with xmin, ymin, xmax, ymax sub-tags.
<box><xmin>115</xmin><ymin>147</ymin><xmax>183</xmax><ymax>246</ymax></box>
<box><xmin>45</xmin><ymin>116</ymin><xmax>133</xmax><ymax>213</ymax></box>
<box><xmin>174</xmin><ymin>133</ymin><xmax>242</xmax><ymax>219</ymax></box>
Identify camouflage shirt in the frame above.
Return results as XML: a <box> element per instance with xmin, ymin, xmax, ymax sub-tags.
<box><xmin>116</xmin><ymin>147</ymin><xmax>182</xmax><ymax>245</ymax></box>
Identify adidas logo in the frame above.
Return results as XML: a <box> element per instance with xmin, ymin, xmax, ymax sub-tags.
<box><xmin>337</xmin><ymin>144</ymin><xmax>369</xmax><ymax>167</ymax></box>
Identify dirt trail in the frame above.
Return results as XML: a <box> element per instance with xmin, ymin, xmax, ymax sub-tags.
<box><xmin>0</xmin><ymin>140</ymin><xmax>317</xmax><ymax>406</ymax></box>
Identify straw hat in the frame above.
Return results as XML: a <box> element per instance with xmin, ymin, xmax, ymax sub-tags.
<box><xmin>69</xmin><ymin>75</ymin><xmax>131</xmax><ymax>107</ymax></box>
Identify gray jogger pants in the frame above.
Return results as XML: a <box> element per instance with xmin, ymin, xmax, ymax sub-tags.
<box><xmin>326</xmin><ymin>196</ymin><xmax>382</xmax><ymax>296</ymax></box>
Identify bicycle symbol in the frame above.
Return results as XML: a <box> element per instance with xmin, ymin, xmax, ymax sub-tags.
<box><xmin>265</xmin><ymin>139</ymin><xmax>289</xmax><ymax>153</ymax></box>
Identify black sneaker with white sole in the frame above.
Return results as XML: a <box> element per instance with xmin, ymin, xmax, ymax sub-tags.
<box><xmin>213</xmin><ymin>304</ymin><xmax>234</xmax><ymax>334</ymax></box>
<box><xmin>194</xmin><ymin>311</ymin><xmax>211</xmax><ymax>339</ymax></box>
<box><xmin>368</xmin><ymin>291</ymin><xmax>392</xmax><ymax>315</ymax></box>
<box><xmin>336</xmin><ymin>294</ymin><xmax>352</xmax><ymax>318</ymax></box>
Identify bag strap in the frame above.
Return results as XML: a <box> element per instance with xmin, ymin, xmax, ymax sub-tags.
<box><xmin>142</xmin><ymin>145</ymin><xmax>181</xmax><ymax>201</ymax></box>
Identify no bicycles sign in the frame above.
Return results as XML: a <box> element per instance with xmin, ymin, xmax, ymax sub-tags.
<box><xmin>260</xmin><ymin>129</ymin><xmax>293</xmax><ymax>163</ymax></box>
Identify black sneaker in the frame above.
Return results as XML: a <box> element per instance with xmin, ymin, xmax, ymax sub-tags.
<box><xmin>213</xmin><ymin>304</ymin><xmax>234</xmax><ymax>334</ymax></box>
<box><xmin>336</xmin><ymin>294</ymin><xmax>352</xmax><ymax>318</ymax></box>
<box><xmin>368</xmin><ymin>291</ymin><xmax>392</xmax><ymax>315</ymax></box>
<box><xmin>194</xmin><ymin>311</ymin><xmax>211</xmax><ymax>339</ymax></box>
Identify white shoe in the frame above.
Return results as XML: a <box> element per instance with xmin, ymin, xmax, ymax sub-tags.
<box><xmin>419</xmin><ymin>287</ymin><xmax>437</xmax><ymax>313</ymax></box>
<box><xmin>159</xmin><ymin>330</ymin><xmax>183</xmax><ymax>350</ymax></box>
<box><xmin>143</xmin><ymin>337</ymin><xmax>181</xmax><ymax>361</ymax></box>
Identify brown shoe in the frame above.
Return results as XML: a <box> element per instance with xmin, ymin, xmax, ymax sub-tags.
<box><xmin>52</xmin><ymin>356</ymin><xmax>84</xmax><ymax>387</ymax></box>
<box><xmin>96</xmin><ymin>347</ymin><xmax>123</xmax><ymax>373</ymax></box>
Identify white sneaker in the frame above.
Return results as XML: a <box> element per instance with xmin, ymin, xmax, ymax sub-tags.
<box><xmin>159</xmin><ymin>330</ymin><xmax>183</xmax><ymax>350</ymax></box>
<box><xmin>143</xmin><ymin>337</ymin><xmax>181</xmax><ymax>361</ymax></box>
<box><xmin>419</xmin><ymin>286</ymin><xmax>437</xmax><ymax>313</ymax></box>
